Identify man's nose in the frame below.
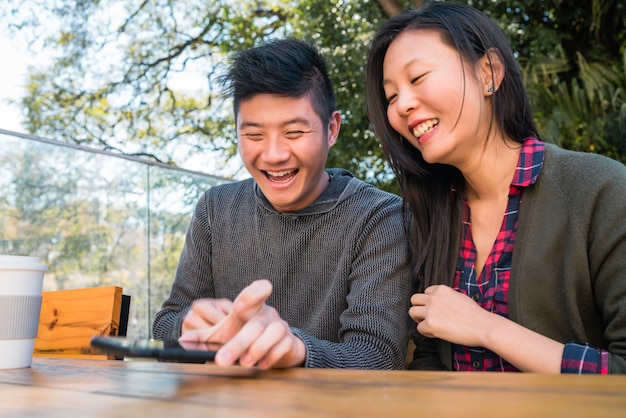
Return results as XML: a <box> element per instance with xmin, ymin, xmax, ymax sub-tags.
<box><xmin>262</xmin><ymin>136</ymin><xmax>290</xmax><ymax>162</ymax></box>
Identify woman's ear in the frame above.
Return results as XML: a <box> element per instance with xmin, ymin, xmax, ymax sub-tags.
<box><xmin>480</xmin><ymin>47</ymin><xmax>505</xmax><ymax>96</ymax></box>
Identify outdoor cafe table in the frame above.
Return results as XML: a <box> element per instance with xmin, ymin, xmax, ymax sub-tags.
<box><xmin>1</xmin><ymin>357</ymin><xmax>625</xmax><ymax>417</ymax></box>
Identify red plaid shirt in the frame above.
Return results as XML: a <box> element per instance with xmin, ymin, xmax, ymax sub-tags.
<box><xmin>451</xmin><ymin>138</ymin><xmax>609</xmax><ymax>373</ymax></box>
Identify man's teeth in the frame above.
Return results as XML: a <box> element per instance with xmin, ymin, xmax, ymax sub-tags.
<box><xmin>267</xmin><ymin>170</ymin><xmax>293</xmax><ymax>177</ymax></box>
<box><xmin>412</xmin><ymin>118</ymin><xmax>439</xmax><ymax>138</ymax></box>
<box><xmin>265</xmin><ymin>169</ymin><xmax>296</xmax><ymax>182</ymax></box>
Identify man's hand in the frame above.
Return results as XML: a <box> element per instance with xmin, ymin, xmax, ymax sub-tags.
<box><xmin>179</xmin><ymin>279</ymin><xmax>306</xmax><ymax>369</ymax></box>
<box><xmin>181</xmin><ymin>297</ymin><xmax>233</xmax><ymax>334</ymax></box>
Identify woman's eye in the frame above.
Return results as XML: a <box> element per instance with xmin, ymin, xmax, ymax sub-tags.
<box><xmin>411</xmin><ymin>73</ymin><xmax>425</xmax><ymax>84</ymax></box>
<box><xmin>243</xmin><ymin>133</ymin><xmax>263</xmax><ymax>140</ymax></box>
<box><xmin>386</xmin><ymin>94</ymin><xmax>397</xmax><ymax>106</ymax></box>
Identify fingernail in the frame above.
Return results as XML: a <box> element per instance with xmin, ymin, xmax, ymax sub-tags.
<box><xmin>234</xmin><ymin>299</ymin><xmax>246</xmax><ymax>309</ymax></box>
<box><xmin>217</xmin><ymin>349</ymin><xmax>232</xmax><ymax>365</ymax></box>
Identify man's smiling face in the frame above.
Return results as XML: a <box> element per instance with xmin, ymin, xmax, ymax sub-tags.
<box><xmin>237</xmin><ymin>93</ymin><xmax>339</xmax><ymax>213</ymax></box>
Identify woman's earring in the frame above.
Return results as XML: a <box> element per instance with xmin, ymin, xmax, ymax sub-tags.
<box><xmin>486</xmin><ymin>86</ymin><xmax>494</xmax><ymax>93</ymax></box>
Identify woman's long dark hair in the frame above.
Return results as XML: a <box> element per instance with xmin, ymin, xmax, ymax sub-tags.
<box><xmin>365</xmin><ymin>2</ymin><xmax>539</xmax><ymax>291</ymax></box>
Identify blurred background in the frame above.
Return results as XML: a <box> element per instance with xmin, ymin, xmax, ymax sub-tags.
<box><xmin>1</xmin><ymin>0</ymin><xmax>624</xmax><ymax>337</ymax></box>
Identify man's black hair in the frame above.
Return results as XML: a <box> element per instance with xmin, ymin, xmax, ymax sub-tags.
<box><xmin>221</xmin><ymin>38</ymin><xmax>336</xmax><ymax>126</ymax></box>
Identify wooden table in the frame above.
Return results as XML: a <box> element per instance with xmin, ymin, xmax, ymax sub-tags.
<box><xmin>1</xmin><ymin>358</ymin><xmax>625</xmax><ymax>417</ymax></box>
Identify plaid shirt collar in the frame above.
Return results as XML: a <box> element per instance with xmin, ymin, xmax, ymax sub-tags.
<box><xmin>511</xmin><ymin>137</ymin><xmax>544</xmax><ymax>188</ymax></box>
<box><xmin>451</xmin><ymin>137</ymin><xmax>544</xmax><ymax>197</ymax></box>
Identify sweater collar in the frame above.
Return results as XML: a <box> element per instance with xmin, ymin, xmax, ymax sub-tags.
<box><xmin>254</xmin><ymin>168</ymin><xmax>356</xmax><ymax>216</ymax></box>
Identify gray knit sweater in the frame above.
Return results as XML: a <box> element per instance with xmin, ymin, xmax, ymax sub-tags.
<box><xmin>153</xmin><ymin>168</ymin><xmax>412</xmax><ymax>369</ymax></box>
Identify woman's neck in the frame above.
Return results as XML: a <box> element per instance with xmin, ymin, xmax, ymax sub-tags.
<box><xmin>461</xmin><ymin>138</ymin><xmax>522</xmax><ymax>202</ymax></box>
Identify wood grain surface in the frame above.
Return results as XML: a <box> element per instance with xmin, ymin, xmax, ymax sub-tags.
<box><xmin>0</xmin><ymin>357</ymin><xmax>624</xmax><ymax>417</ymax></box>
<box><xmin>33</xmin><ymin>286</ymin><xmax>123</xmax><ymax>359</ymax></box>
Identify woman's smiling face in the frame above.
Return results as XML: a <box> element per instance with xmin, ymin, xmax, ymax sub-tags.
<box><xmin>382</xmin><ymin>29</ymin><xmax>493</xmax><ymax>168</ymax></box>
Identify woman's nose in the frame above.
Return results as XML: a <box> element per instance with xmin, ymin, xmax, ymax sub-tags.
<box><xmin>395</xmin><ymin>91</ymin><xmax>418</xmax><ymax>116</ymax></box>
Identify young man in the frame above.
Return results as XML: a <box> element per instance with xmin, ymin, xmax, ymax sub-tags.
<box><xmin>153</xmin><ymin>39</ymin><xmax>411</xmax><ymax>370</ymax></box>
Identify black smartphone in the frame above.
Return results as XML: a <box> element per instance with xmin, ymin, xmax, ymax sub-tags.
<box><xmin>90</xmin><ymin>336</ymin><xmax>220</xmax><ymax>363</ymax></box>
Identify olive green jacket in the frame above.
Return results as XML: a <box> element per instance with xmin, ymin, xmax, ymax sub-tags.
<box><xmin>410</xmin><ymin>144</ymin><xmax>626</xmax><ymax>373</ymax></box>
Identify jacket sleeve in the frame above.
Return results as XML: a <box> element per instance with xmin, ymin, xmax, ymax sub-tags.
<box><xmin>588</xmin><ymin>160</ymin><xmax>626</xmax><ymax>374</ymax></box>
<box><xmin>407</xmin><ymin>336</ymin><xmax>448</xmax><ymax>370</ymax></box>
<box><xmin>512</xmin><ymin>147</ymin><xmax>626</xmax><ymax>374</ymax></box>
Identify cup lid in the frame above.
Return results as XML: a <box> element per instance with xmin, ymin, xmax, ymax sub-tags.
<box><xmin>0</xmin><ymin>255</ymin><xmax>48</xmax><ymax>271</ymax></box>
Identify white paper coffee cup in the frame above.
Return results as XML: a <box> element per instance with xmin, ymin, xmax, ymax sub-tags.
<box><xmin>0</xmin><ymin>255</ymin><xmax>47</xmax><ymax>369</ymax></box>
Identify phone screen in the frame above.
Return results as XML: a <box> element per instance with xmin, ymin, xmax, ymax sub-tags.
<box><xmin>90</xmin><ymin>336</ymin><xmax>220</xmax><ymax>363</ymax></box>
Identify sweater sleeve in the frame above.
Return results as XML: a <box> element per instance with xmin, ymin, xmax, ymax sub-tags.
<box><xmin>293</xmin><ymin>200</ymin><xmax>412</xmax><ymax>369</ymax></box>
<box><xmin>152</xmin><ymin>192</ymin><xmax>214</xmax><ymax>340</ymax></box>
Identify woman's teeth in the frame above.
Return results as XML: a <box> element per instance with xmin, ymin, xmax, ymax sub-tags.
<box><xmin>412</xmin><ymin>118</ymin><xmax>439</xmax><ymax>138</ymax></box>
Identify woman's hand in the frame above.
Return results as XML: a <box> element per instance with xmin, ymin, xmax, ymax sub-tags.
<box><xmin>409</xmin><ymin>284</ymin><xmax>492</xmax><ymax>347</ymax></box>
<box><xmin>409</xmin><ymin>284</ymin><xmax>564</xmax><ymax>373</ymax></box>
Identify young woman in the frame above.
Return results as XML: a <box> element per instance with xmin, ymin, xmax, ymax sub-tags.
<box><xmin>366</xmin><ymin>1</ymin><xmax>626</xmax><ymax>373</ymax></box>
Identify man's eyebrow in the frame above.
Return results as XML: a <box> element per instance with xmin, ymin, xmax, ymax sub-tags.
<box><xmin>238</xmin><ymin>121</ymin><xmax>262</xmax><ymax>129</ymax></box>
<box><xmin>282</xmin><ymin>117</ymin><xmax>310</xmax><ymax>126</ymax></box>
<box><xmin>239</xmin><ymin>118</ymin><xmax>312</xmax><ymax>129</ymax></box>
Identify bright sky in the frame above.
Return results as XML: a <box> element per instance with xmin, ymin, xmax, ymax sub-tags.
<box><xmin>0</xmin><ymin>30</ymin><xmax>245</xmax><ymax>178</ymax></box>
<box><xmin>0</xmin><ymin>31</ymin><xmax>29</xmax><ymax>133</ymax></box>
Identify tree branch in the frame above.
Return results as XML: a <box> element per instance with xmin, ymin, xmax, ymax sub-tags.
<box><xmin>376</xmin><ymin>0</ymin><xmax>425</xmax><ymax>17</ymax></box>
<box><xmin>376</xmin><ymin>0</ymin><xmax>403</xmax><ymax>17</ymax></box>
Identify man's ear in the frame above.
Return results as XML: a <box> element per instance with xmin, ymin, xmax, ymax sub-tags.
<box><xmin>480</xmin><ymin>47</ymin><xmax>505</xmax><ymax>95</ymax></box>
<box><xmin>327</xmin><ymin>110</ymin><xmax>341</xmax><ymax>147</ymax></box>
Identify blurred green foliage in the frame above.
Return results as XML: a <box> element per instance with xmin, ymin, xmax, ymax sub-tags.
<box><xmin>2</xmin><ymin>0</ymin><xmax>624</xmax><ymax>195</ymax></box>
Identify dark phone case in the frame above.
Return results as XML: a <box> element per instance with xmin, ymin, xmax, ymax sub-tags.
<box><xmin>90</xmin><ymin>336</ymin><xmax>217</xmax><ymax>363</ymax></box>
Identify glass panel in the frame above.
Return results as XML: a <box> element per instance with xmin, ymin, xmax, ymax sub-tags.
<box><xmin>0</xmin><ymin>131</ymin><xmax>232</xmax><ymax>339</ymax></box>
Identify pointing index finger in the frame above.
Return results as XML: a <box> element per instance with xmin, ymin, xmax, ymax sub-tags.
<box><xmin>232</xmin><ymin>279</ymin><xmax>273</xmax><ymax>322</ymax></box>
